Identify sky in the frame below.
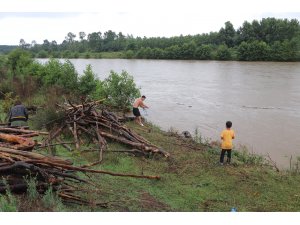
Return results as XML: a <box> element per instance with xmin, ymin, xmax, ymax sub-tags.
<box><xmin>0</xmin><ymin>0</ymin><xmax>300</xmax><ymax>45</ymax></box>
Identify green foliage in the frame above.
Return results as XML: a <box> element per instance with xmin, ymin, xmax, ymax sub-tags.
<box><xmin>103</xmin><ymin>70</ymin><xmax>140</xmax><ymax>111</ymax></box>
<box><xmin>37</xmin><ymin>50</ymin><xmax>48</xmax><ymax>58</ymax></box>
<box><xmin>233</xmin><ymin>147</ymin><xmax>264</xmax><ymax>165</ymax></box>
<box><xmin>78</xmin><ymin>64</ymin><xmax>98</xmax><ymax>96</ymax></box>
<box><xmin>238</xmin><ymin>41</ymin><xmax>271</xmax><ymax>61</ymax></box>
<box><xmin>195</xmin><ymin>45</ymin><xmax>212</xmax><ymax>60</ymax></box>
<box><xmin>32</xmin><ymin>106</ymin><xmax>65</xmax><ymax>130</ymax></box>
<box><xmin>62</xmin><ymin>50</ymin><xmax>72</xmax><ymax>58</ymax></box>
<box><xmin>42</xmin><ymin>186</ymin><xmax>65</xmax><ymax>211</ymax></box>
<box><xmin>0</xmin><ymin>54</ymin><xmax>8</xmax><ymax>76</ymax></box>
<box><xmin>38</xmin><ymin>59</ymin><xmax>78</xmax><ymax>92</ymax></box>
<box><xmin>0</xmin><ymin>180</ymin><xmax>18</xmax><ymax>212</ymax></box>
<box><xmin>215</xmin><ymin>45</ymin><xmax>232</xmax><ymax>60</ymax></box>
<box><xmin>22</xmin><ymin>18</ymin><xmax>300</xmax><ymax>61</ymax></box>
<box><xmin>25</xmin><ymin>176</ymin><xmax>39</xmax><ymax>200</ymax></box>
<box><xmin>1</xmin><ymin>92</ymin><xmax>17</xmax><ymax>112</ymax></box>
<box><xmin>218</xmin><ymin>21</ymin><xmax>236</xmax><ymax>47</ymax></box>
<box><xmin>7</xmin><ymin>48</ymin><xmax>33</xmax><ymax>77</ymax></box>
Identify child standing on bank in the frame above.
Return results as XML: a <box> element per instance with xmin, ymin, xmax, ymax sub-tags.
<box><xmin>220</xmin><ymin>121</ymin><xmax>235</xmax><ymax>165</ymax></box>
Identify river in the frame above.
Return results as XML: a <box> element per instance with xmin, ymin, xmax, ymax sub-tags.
<box><xmin>39</xmin><ymin>58</ymin><xmax>300</xmax><ymax>167</ymax></box>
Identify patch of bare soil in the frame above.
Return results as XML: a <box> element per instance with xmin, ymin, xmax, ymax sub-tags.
<box><xmin>139</xmin><ymin>192</ymin><xmax>170</xmax><ymax>211</ymax></box>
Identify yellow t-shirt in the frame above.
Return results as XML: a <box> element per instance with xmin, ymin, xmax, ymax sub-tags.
<box><xmin>221</xmin><ymin>129</ymin><xmax>235</xmax><ymax>150</ymax></box>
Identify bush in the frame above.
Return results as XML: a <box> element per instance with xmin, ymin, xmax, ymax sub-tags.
<box><xmin>32</xmin><ymin>106</ymin><xmax>65</xmax><ymax>131</ymax></box>
<box><xmin>39</xmin><ymin>59</ymin><xmax>78</xmax><ymax>92</ymax></box>
<box><xmin>85</xmin><ymin>52</ymin><xmax>91</xmax><ymax>59</ymax></box>
<box><xmin>103</xmin><ymin>70</ymin><xmax>140</xmax><ymax>111</ymax></box>
<box><xmin>215</xmin><ymin>44</ymin><xmax>232</xmax><ymax>60</ymax></box>
<box><xmin>7</xmin><ymin>48</ymin><xmax>33</xmax><ymax>77</ymax></box>
<box><xmin>37</xmin><ymin>50</ymin><xmax>48</xmax><ymax>58</ymax></box>
<box><xmin>78</xmin><ymin>64</ymin><xmax>98</xmax><ymax>96</ymax></box>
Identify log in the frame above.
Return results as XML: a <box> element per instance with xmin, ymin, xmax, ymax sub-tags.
<box><xmin>73</xmin><ymin>115</ymin><xmax>80</xmax><ymax>150</ymax></box>
<box><xmin>25</xmin><ymin>159</ymin><xmax>160</xmax><ymax>180</ymax></box>
<box><xmin>0</xmin><ymin>133</ymin><xmax>35</xmax><ymax>150</ymax></box>
<box><xmin>99</xmin><ymin>131</ymin><xmax>170</xmax><ymax>157</ymax></box>
<box><xmin>0</xmin><ymin>147</ymin><xmax>73</xmax><ymax>165</ymax></box>
<box><xmin>0</xmin><ymin>127</ymin><xmax>49</xmax><ymax>135</ymax></box>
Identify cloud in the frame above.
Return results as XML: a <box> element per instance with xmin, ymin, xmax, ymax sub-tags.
<box><xmin>0</xmin><ymin>1</ymin><xmax>300</xmax><ymax>44</ymax></box>
<box><xmin>0</xmin><ymin>12</ymin><xmax>81</xmax><ymax>20</ymax></box>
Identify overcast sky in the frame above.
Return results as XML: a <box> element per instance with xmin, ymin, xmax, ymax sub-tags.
<box><xmin>0</xmin><ymin>0</ymin><xmax>300</xmax><ymax>45</ymax></box>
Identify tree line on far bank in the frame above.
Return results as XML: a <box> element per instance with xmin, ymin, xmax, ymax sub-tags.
<box><xmin>12</xmin><ymin>18</ymin><xmax>300</xmax><ymax>61</ymax></box>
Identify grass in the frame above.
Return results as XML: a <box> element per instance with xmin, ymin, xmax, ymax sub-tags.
<box><xmin>36</xmin><ymin>120</ymin><xmax>299</xmax><ymax>212</ymax></box>
<box><xmin>1</xmin><ymin>118</ymin><xmax>300</xmax><ymax>211</ymax></box>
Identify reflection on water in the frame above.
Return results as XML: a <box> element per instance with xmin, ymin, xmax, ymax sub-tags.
<box><xmin>39</xmin><ymin>59</ymin><xmax>300</xmax><ymax>167</ymax></box>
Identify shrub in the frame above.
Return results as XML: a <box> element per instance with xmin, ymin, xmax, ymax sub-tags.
<box><xmin>37</xmin><ymin>50</ymin><xmax>48</xmax><ymax>58</ymax></box>
<box><xmin>7</xmin><ymin>48</ymin><xmax>33</xmax><ymax>77</ymax></box>
<box><xmin>32</xmin><ymin>105</ymin><xmax>65</xmax><ymax>131</ymax></box>
<box><xmin>215</xmin><ymin>44</ymin><xmax>232</xmax><ymax>60</ymax></box>
<box><xmin>78</xmin><ymin>64</ymin><xmax>98</xmax><ymax>96</ymax></box>
<box><xmin>102</xmin><ymin>70</ymin><xmax>140</xmax><ymax>111</ymax></box>
<box><xmin>40</xmin><ymin>59</ymin><xmax>78</xmax><ymax>92</ymax></box>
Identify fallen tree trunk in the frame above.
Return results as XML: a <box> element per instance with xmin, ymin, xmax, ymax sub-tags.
<box><xmin>0</xmin><ymin>133</ymin><xmax>35</xmax><ymax>150</ymax></box>
<box><xmin>0</xmin><ymin>127</ymin><xmax>49</xmax><ymax>135</ymax></box>
<box><xmin>0</xmin><ymin>147</ymin><xmax>73</xmax><ymax>165</ymax></box>
<box><xmin>25</xmin><ymin>159</ymin><xmax>160</xmax><ymax>180</ymax></box>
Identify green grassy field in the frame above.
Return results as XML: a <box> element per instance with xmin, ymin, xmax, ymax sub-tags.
<box><xmin>17</xmin><ymin>120</ymin><xmax>299</xmax><ymax>212</ymax></box>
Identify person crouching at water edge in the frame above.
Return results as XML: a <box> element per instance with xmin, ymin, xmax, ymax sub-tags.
<box><xmin>220</xmin><ymin>121</ymin><xmax>235</xmax><ymax>165</ymax></box>
<box><xmin>132</xmin><ymin>95</ymin><xmax>149</xmax><ymax>126</ymax></box>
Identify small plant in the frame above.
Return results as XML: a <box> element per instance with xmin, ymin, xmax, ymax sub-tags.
<box><xmin>193</xmin><ymin>128</ymin><xmax>211</xmax><ymax>145</ymax></box>
<box><xmin>24</xmin><ymin>176</ymin><xmax>39</xmax><ymax>201</ymax></box>
<box><xmin>233</xmin><ymin>145</ymin><xmax>264</xmax><ymax>165</ymax></box>
<box><xmin>168</xmin><ymin>126</ymin><xmax>179</xmax><ymax>135</ymax></box>
<box><xmin>194</xmin><ymin>128</ymin><xmax>203</xmax><ymax>144</ymax></box>
<box><xmin>32</xmin><ymin>107</ymin><xmax>65</xmax><ymax>131</ymax></box>
<box><xmin>42</xmin><ymin>186</ymin><xmax>65</xmax><ymax>211</ymax></box>
<box><xmin>0</xmin><ymin>179</ymin><xmax>18</xmax><ymax>212</ymax></box>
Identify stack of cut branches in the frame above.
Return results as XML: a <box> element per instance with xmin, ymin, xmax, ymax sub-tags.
<box><xmin>0</xmin><ymin>127</ymin><xmax>48</xmax><ymax>151</ymax></box>
<box><xmin>0</xmin><ymin>146</ymin><xmax>160</xmax><ymax>206</ymax></box>
<box><xmin>0</xmin><ymin>100</ymin><xmax>166</xmax><ymax>207</ymax></box>
<box><xmin>44</xmin><ymin>100</ymin><xmax>169</xmax><ymax>165</ymax></box>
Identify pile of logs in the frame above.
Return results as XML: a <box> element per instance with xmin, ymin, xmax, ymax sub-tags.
<box><xmin>45</xmin><ymin>100</ymin><xmax>169</xmax><ymax>164</ymax></box>
<box><xmin>0</xmin><ymin>99</ymin><xmax>167</xmax><ymax>207</ymax></box>
<box><xmin>0</xmin><ymin>146</ymin><xmax>160</xmax><ymax>206</ymax></box>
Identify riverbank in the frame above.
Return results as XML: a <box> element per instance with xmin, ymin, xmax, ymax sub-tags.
<box><xmin>1</xmin><ymin>51</ymin><xmax>300</xmax><ymax>211</ymax></box>
<box><xmin>2</xmin><ymin>119</ymin><xmax>300</xmax><ymax>212</ymax></box>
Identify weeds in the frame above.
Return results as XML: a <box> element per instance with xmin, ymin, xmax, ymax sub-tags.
<box><xmin>25</xmin><ymin>176</ymin><xmax>39</xmax><ymax>201</ymax></box>
<box><xmin>0</xmin><ymin>179</ymin><xmax>18</xmax><ymax>212</ymax></box>
<box><xmin>42</xmin><ymin>186</ymin><xmax>66</xmax><ymax>211</ymax></box>
<box><xmin>193</xmin><ymin>128</ymin><xmax>211</xmax><ymax>145</ymax></box>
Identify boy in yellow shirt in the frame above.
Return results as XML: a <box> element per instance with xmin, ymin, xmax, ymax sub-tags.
<box><xmin>220</xmin><ymin>121</ymin><xmax>235</xmax><ymax>165</ymax></box>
